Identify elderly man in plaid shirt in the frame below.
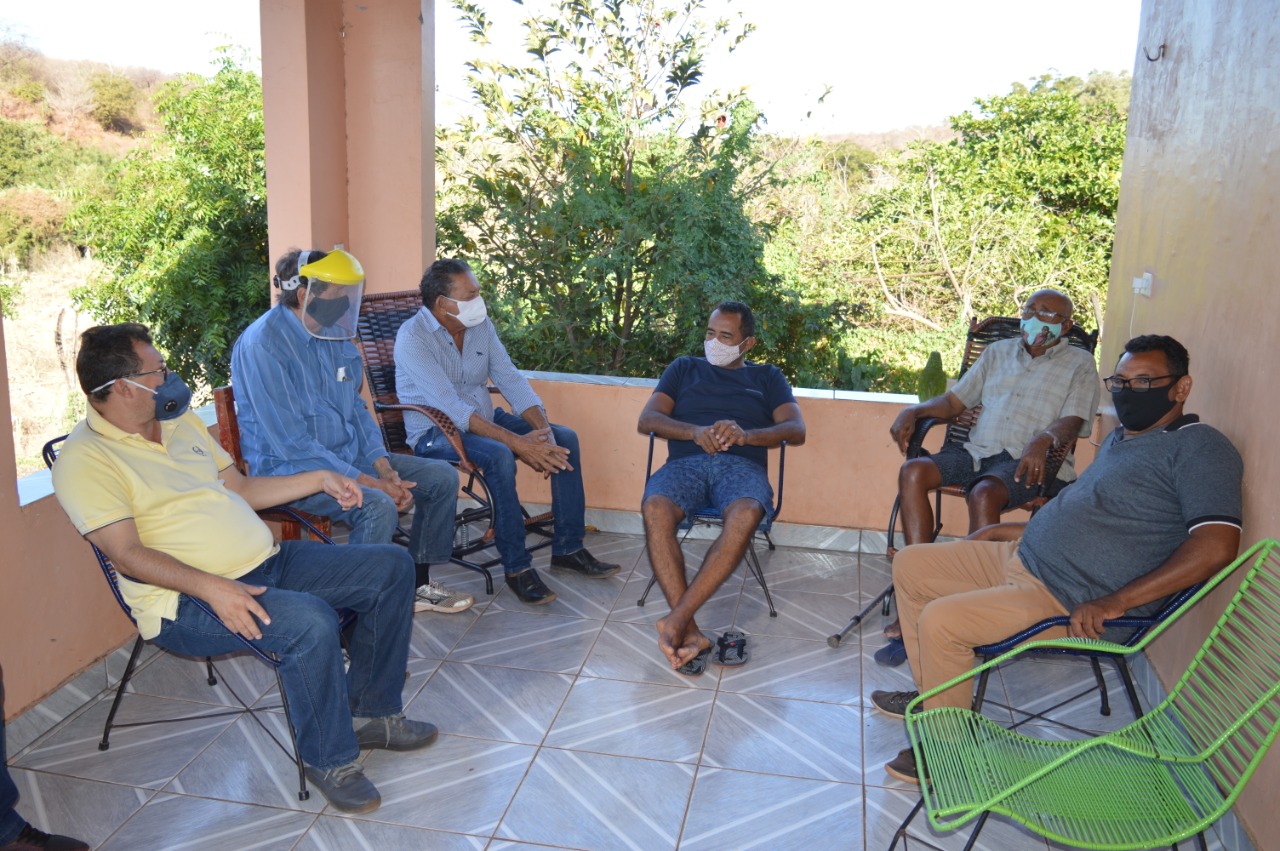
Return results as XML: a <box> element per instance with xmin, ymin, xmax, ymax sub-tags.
<box><xmin>878</xmin><ymin>289</ymin><xmax>1100</xmax><ymax>664</ymax></box>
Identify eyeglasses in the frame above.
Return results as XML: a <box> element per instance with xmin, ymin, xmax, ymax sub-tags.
<box><xmin>125</xmin><ymin>366</ymin><xmax>169</xmax><ymax>380</ymax></box>
<box><xmin>1102</xmin><ymin>374</ymin><xmax>1183</xmax><ymax>392</ymax></box>
<box><xmin>1019</xmin><ymin>307</ymin><xmax>1067</xmax><ymax>323</ymax></box>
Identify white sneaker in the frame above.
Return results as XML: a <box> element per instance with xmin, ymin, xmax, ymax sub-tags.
<box><xmin>414</xmin><ymin>580</ymin><xmax>475</xmax><ymax>613</ymax></box>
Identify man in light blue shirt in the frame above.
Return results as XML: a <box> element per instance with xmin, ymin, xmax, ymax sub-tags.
<box><xmin>394</xmin><ymin>258</ymin><xmax>618</xmax><ymax>605</ymax></box>
<box><xmin>232</xmin><ymin>248</ymin><xmax>471</xmax><ymax>614</ymax></box>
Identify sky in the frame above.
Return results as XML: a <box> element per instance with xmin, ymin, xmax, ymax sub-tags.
<box><xmin>2</xmin><ymin>0</ymin><xmax>1142</xmax><ymax>136</ymax></box>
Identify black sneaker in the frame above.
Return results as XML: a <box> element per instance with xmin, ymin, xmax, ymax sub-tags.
<box><xmin>550</xmin><ymin>548</ymin><xmax>620</xmax><ymax>578</ymax></box>
<box><xmin>870</xmin><ymin>689</ymin><xmax>920</xmax><ymax>719</ymax></box>
<box><xmin>506</xmin><ymin>568</ymin><xmax>557</xmax><ymax>604</ymax></box>
<box><xmin>354</xmin><ymin>713</ymin><xmax>439</xmax><ymax>751</ymax></box>
<box><xmin>304</xmin><ymin>761</ymin><xmax>381</xmax><ymax>813</ymax></box>
<box><xmin>884</xmin><ymin>746</ymin><xmax>928</xmax><ymax>785</ymax></box>
<box><xmin>0</xmin><ymin>824</ymin><xmax>89</xmax><ymax>851</ymax></box>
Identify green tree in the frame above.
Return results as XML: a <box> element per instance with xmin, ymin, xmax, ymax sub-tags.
<box><xmin>71</xmin><ymin>54</ymin><xmax>267</xmax><ymax>390</ymax></box>
<box><xmin>88</xmin><ymin>72</ymin><xmax>139</xmax><ymax>132</ymax></box>
<box><xmin>437</xmin><ymin>0</ymin><xmax>841</xmax><ymax>381</ymax></box>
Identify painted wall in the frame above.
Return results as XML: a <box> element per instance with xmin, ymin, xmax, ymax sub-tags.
<box><xmin>1103</xmin><ymin>0</ymin><xmax>1280</xmax><ymax>836</ymax></box>
<box><xmin>0</xmin><ymin>317</ymin><xmax>134</xmax><ymax>719</ymax></box>
<box><xmin>261</xmin><ymin>0</ymin><xmax>433</xmax><ymax>294</ymax></box>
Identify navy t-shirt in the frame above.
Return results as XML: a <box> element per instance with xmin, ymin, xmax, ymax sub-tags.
<box><xmin>654</xmin><ymin>356</ymin><xmax>796</xmax><ymax>468</ymax></box>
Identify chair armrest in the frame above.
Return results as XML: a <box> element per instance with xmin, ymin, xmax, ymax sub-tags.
<box><xmin>374</xmin><ymin>402</ymin><xmax>477</xmax><ymax>473</ymax></box>
<box><xmin>255</xmin><ymin>506</ymin><xmax>337</xmax><ymax>544</ymax></box>
<box><xmin>906</xmin><ymin>417</ymin><xmax>951</xmax><ymax>459</ymax></box>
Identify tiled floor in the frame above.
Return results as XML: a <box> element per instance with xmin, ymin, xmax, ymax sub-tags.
<box><xmin>8</xmin><ymin>533</ymin><xmax>1233</xmax><ymax>850</ymax></box>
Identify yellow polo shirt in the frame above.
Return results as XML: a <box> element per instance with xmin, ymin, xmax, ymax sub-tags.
<box><xmin>52</xmin><ymin>407</ymin><xmax>278</xmax><ymax>639</ymax></box>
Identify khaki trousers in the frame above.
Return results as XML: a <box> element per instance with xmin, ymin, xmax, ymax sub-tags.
<box><xmin>894</xmin><ymin>540</ymin><xmax>1070</xmax><ymax>710</ymax></box>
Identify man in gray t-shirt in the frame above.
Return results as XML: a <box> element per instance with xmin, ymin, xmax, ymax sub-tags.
<box><xmin>870</xmin><ymin>335</ymin><xmax>1243</xmax><ymax>787</ymax></box>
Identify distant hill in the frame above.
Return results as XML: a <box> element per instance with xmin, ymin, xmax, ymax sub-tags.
<box><xmin>822</xmin><ymin>124</ymin><xmax>954</xmax><ymax>150</ymax></box>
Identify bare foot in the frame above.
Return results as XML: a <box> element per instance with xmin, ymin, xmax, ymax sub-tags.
<box><xmin>883</xmin><ymin>617</ymin><xmax>902</xmax><ymax>641</ymax></box>
<box><xmin>671</xmin><ymin>631</ymin><xmax>713</xmax><ymax>669</ymax></box>
<box><xmin>656</xmin><ymin>616</ymin><xmax>712</xmax><ymax>669</ymax></box>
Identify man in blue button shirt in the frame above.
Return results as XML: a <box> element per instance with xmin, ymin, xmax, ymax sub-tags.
<box><xmin>232</xmin><ymin>249</ymin><xmax>471</xmax><ymax>614</ymax></box>
<box><xmin>394</xmin><ymin>259</ymin><xmax>619</xmax><ymax>605</ymax></box>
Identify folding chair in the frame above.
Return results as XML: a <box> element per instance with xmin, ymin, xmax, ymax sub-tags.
<box><xmin>828</xmin><ymin>316</ymin><xmax>1099</xmax><ymax>648</ymax></box>
<box><xmin>891</xmin><ymin>538</ymin><xmax>1279</xmax><ymax>851</ymax></box>
<box><xmin>635</xmin><ymin>434</ymin><xmax>786</xmax><ymax>617</ymax></box>
<box><xmin>43</xmin><ymin>436</ymin><xmax>350</xmax><ymax>802</ymax></box>
<box><xmin>354</xmin><ymin>289</ymin><xmax>554</xmax><ymax>594</ymax></box>
<box><xmin>212</xmin><ymin>384</ymin><xmax>331</xmax><ymax>541</ymax></box>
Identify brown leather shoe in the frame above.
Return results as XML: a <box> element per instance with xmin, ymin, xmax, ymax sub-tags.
<box><xmin>884</xmin><ymin>746</ymin><xmax>928</xmax><ymax>785</ymax></box>
<box><xmin>550</xmin><ymin>548</ymin><xmax>620</xmax><ymax>578</ymax></box>
<box><xmin>0</xmin><ymin>824</ymin><xmax>89</xmax><ymax>851</ymax></box>
<box><xmin>506</xmin><ymin>568</ymin><xmax>557</xmax><ymax>604</ymax></box>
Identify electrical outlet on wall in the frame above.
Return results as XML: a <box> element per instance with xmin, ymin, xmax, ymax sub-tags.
<box><xmin>1132</xmin><ymin>272</ymin><xmax>1153</xmax><ymax>297</ymax></box>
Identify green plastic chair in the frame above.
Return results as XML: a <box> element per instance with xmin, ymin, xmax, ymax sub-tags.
<box><xmin>891</xmin><ymin>537</ymin><xmax>1280</xmax><ymax>851</ymax></box>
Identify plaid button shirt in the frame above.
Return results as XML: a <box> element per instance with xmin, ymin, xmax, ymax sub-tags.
<box><xmin>950</xmin><ymin>337</ymin><xmax>1100</xmax><ymax>481</ymax></box>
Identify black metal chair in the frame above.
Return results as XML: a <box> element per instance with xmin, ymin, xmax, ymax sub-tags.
<box><xmin>354</xmin><ymin>290</ymin><xmax>555</xmax><ymax>595</ymax></box>
<box><xmin>827</xmin><ymin>316</ymin><xmax>1099</xmax><ymax>648</ymax></box>
<box><xmin>635</xmin><ymin>434</ymin><xmax>785</xmax><ymax>617</ymax></box>
<box><xmin>43</xmin><ymin>436</ymin><xmax>351</xmax><ymax>802</ymax></box>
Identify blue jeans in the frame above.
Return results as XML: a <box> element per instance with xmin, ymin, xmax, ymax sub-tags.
<box><xmin>154</xmin><ymin>541</ymin><xmax>414</xmax><ymax>770</ymax></box>
<box><xmin>414</xmin><ymin>409</ymin><xmax>586</xmax><ymax>574</ymax></box>
<box><xmin>290</xmin><ymin>454</ymin><xmax>456</xmax><ymax>566</ymax></box>
<box><xmin>1</xmin><ymin>677</ymin><xmax>26</xmax><ymax>844</ymax></box>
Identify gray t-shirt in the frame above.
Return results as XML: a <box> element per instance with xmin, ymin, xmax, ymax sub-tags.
<box><xmin>1019</xmin><ymin>415</ymin><xmax>1243</xmax><ymax>625</ymax></box>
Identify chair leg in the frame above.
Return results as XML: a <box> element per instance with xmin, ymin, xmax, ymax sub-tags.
<box><xmin>205</xmin><ymin>657</ymin><xmax>218</xmax><ymax>687</ymax></box>
<box><xmin>1089</xmin><ymin>657</ymin><xmax>1112</xmax><ymax>716</ymax></box>
<box><xmin>763</xmin><ymin>529</ymin><xmax>777</xmax><ymax>551</ymax></box>
<box><xmin>887</xmin><ymin>496</ymin><xmax>902</xmax><ymax>558</ymax></box>
<box><xmin>961</xmin><ymin>812</ymin><xmax>990</xmax><ymax>851</ymax></box>
<box><xmin>972</xmin><ymin>663</ymin><xmax>993</xmax><ymax>713</ymax></box>
<box><xmin>637</xmin><ymin>568</ymin><xmax>659</xmax><ymax>607</ymax></box>
<box><xmin>100</xmin><ymin>636</ymin><xmax>145</xmax><ymax>751</ymax></box>
<box><xmin>1114</xmin><ymin>657</ymin><xmax>1145</xmax><ymax>718</ymax></box>
<box><xmin>744</xmin><ymin>543</ymin><xmax>777</xmax><ymax>617</ymax></box>
<box><xmin>272</xmin><ymin>663</ymin><xmax>310</xmax><ymax>801</ymax></box>
<box><xmin>887</xmin><ymin>797</ymin><xmax>926</xmax><ymax>851</ymax></box>
<box><xmin>931</xmin><ymin>490</ymin><xmax>943</xmax><ymax>541</ymax></box>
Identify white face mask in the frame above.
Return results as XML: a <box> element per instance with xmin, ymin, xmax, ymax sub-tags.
<box><xmin>704</xmin><ymin>337</ymin><xmax>746</xmax><ymax>367</ymax></box>
<box><xmin>444</xmin><ymin>294</ymin><xmax>487</xmax><ymax>328</ymax></box>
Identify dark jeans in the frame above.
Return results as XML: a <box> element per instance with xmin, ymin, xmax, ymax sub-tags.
<box><xmin>1</xmin><ymin>676</ymin><xmax>26</xmax><ymax>844</ymax></box>
<box><xmin>414</xmin><ymin>409</ymin><xmax>586</xmax><ymax>573</ymax></box>
<box><xmin>154</xmin><ymin>541</ymin><xmax>414</xmax><ymax>770</ymax></box>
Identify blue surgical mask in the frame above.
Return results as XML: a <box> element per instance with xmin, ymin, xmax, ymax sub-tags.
<box><xmin>1020</xmin><ymin>316</ymin><xmax>1063</xmax><ymax>348</ymax></box>
<box><xmin>124</xmin><ymin>372</ymin><xmax>193</xmax><ymax>420</ymax></box>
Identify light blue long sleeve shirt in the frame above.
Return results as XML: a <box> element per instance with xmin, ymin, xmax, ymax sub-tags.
<box><xmin>231</xmin><ymin>302</ymin><xmax>388</xmax><ymax>479</ymax></box>
<box><xmin>393</xmin><ymin>307</ymin><xmax>542</xmax><ymax>450</ymax></box>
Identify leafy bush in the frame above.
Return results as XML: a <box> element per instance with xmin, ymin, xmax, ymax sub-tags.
<box><xmin>88</xmin><ymin>72</ymin><xmax>138</xmax><ymax>132</ymax></box>
<box><xmin>0</xmin><ymin>117</ymin><xmax>112</xmax><ymax>190</ymax></box>
<box><xmin>0</xmin><ymin>187</ymin><xmax>67</xmax><ymax>266</ymax></box>
<box><xmin>70</xmin><ymin>54</ymin><xmax>266</xmax><ymax>390</ymax></box>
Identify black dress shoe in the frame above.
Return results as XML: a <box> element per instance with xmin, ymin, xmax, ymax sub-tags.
<box><xmin>550</xmin><ymin>548</ymin><xmax>620</xmax><ymax>578</ymax></box>
<box><xmin>506</xmin><ymin>568</ymin><xmax>557</xmax><ymax>604</ymax></box>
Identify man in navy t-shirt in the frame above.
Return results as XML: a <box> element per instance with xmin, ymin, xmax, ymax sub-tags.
<box><xmin>637</xmin><ymin>302</ymin><xmax>806</xmax><ymax>674</ymax></box>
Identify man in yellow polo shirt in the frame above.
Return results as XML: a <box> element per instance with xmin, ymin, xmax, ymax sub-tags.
<box><xmin>52</xmin><ymin>323</ymin><xmax>436</xmax><ymax>815</ymax></box>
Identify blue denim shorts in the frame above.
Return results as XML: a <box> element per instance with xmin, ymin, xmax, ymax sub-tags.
<box><xmin>643</xmin><ymin>453</ymin><xmax>774</xmax><ymax>521</ymax></box>
<box><xmin>927</xmin><ymin>444</ymin><xmax>1064</xmax><ymax>508</ymax></box>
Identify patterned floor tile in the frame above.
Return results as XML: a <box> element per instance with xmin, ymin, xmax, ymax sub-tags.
<box><xmin>993</xmin><ymin>654</ymin><xmax>1141</xmax><ymax>734</ymax></box>
<box><xmin>447</xmin><ymin>609</ymin><xmax>604</xmax><ymax>673</ymax></box>
<box><xmin>545</xmin><ymin>677</ymin><xmax>714</xmax><ymax>762</ymax></box>
<box><xmin>753</xmin><ymin>547</ymin><xmax>860</xmax><ymax>596</ymax></box>
<box><xmin>680</xmin><ymin>767</ymin><xmax>861</xmax><ymax>850</ymax></box>
<box><xmin>358</xmin><ymin>734</ymin><xmax>537</xmax><ymax>834</ymax></box>
<box><xmin>296</xmin><ymin>814</ymin><xmax>487</xmax><ymax>850</ymax></box>
<box><xmin>703</xmin><ymin>693</ymin><xmax>861</xmax><ymax>782</ymax></box>
<box><xmin>410</xmin><ymin>604</ymin><xmax>485</xmax><ymax>660</ymax></box>
<box><xmin>123</xmin><ymin>648</ymin><xmax>278</xmax><ymax>709</ymax></box>
<box><xmin>862</xmin><ymin>783</ymin><xmax>1050</xmax><ymax>851</ymax></box>
<box><xmin>718</xmin><ymin>635</ymin><xmax>860</xmax><ymax>704</ymax></box>
<box><xmin>606</xmin><ymin>569</ymin><xmax>743</xmax><ymax>630</ymax></box>
<box><xmin>96</xmin><ymin>792</ymin><xmax>318</xmax><ymax>851</ymax></box>
<box><xmin>486</xmin><ymin>567</ymin><xmax>629</xmax><ymax>620</ymax></box>
<box><xmin>413</xmin><ymin>660</ymin><xmax>574</xmax><ymax>744</ymax></box>
<box><xmin>497</xmin><ymin>747</ymin><xmax>695</xmax><ymax>850</ymax></box>
<box><xmin>736</xmin><ymin>587</ymin><xmax>862</xmax><ymax>641</ymax></box>
<box><xmin>580</xmin><ymin>620</ymin><xmax>723</xmax><ymax>690</ymax></box>
<box><xmin>15</xmin><ymin>693</ymin><xmax>237</xmax><ymax>788</ymax></box>
<box><xmin>6</xmin><ymin>767</ymin><xmax>152</xmax><ymax>849</ymax></box>
<box><xmin>164</xmin><ymin>712</ymin><xmax>325</xmax><ymax>811</ymax></box>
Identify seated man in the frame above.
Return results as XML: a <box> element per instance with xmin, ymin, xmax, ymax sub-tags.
<box><xmin>394</xmin><ymin>259</ymin><xmax>618</xmax><ymax>605</ymax></box>
<box><xmin>880</xmin><ymin>288</ymin><xmax>1099</xmax><ymax>663</ymax></box>
<box><xmin>3</xmin><ymin>670</ymin><xmax>88</xmax><ymax>850</ymax></box>
<box><xmin>870</xmin><ymin>335</ymin><xmax>1242</xmax><ymax>784</ymax></box>
<box><xmin>232</xmin><ymin>248</ymin><xmax>470</xmax><ymax>614</ymax></box>
<box><xmin>52</xmin><ymin>323</ymin><xmax>439</xmax><ymax>814</ymax></box>
<box><xmin>638</xmin><ymin>301</ymin><xmax>806</xmax><ymax>674</ymax></box>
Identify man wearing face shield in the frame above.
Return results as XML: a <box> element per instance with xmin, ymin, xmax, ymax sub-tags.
<box><xmin>637</xmin><ymin>302</ymin><xmax>806</xmax><ymax>674</ymax></box>
<box><xmin>52</xmin><ymin>323</ymin><xmax>437</xmax><ymax>814</ymax></box>
<box><xmin>231</xmin><ymin>249</ymin><xmax>471</xmax><ymax>615</ymax></box>
<box><xmin>877</xmin><ymin>288</ymin><xmax>1101</xmax><ymax>666</ymax></box>
<box><xmin>869</xmin><ymin>335</ymin><xmax>1242</xmax><ymax>785</ymax></box>
<box><xmin>394</xmin><ymin>258</ymin><xmax>620</xmax><ymax>605</ymax></box>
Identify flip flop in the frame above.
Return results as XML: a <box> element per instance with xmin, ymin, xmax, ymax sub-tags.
<box><xmin>874</xmin><ymin>637</ymin><xmax>908</xmax><ymax>667</ymax></box>
<box><xmin>714</xmin><ymin>630</ymin><xmax>750</xmax><ymax>666</ymax></box>
<box><xmin>676</xmin><ymin>643</ymin><xmax>712</xmax><ymax>677</ymax></box>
